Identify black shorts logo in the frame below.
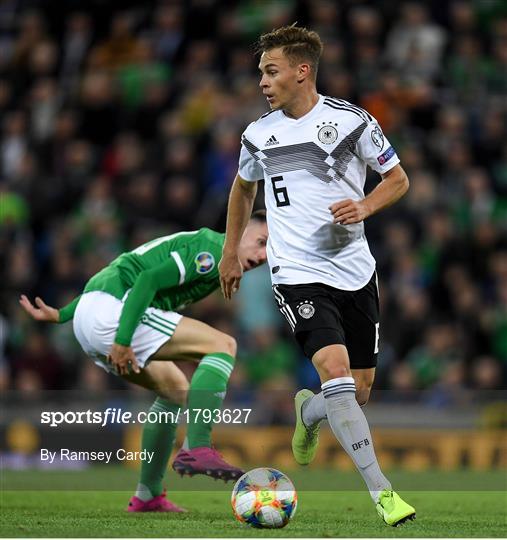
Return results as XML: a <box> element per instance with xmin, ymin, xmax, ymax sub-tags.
<box><xmin>297</xmin><ymin>301</ymin><xmax>315</xmax><ymax>319</ymax></box>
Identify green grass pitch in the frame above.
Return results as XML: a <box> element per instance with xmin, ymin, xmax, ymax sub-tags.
<box><xmin>1</xmin><ymin>467</ymin><xmax>506</xmax><ymax>537</ymax></box>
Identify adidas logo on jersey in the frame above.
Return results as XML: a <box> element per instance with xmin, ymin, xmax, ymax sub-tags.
<box><xmin>265</xmin><ymin>135</ymin><xmax>279</xmax><ymax>146</ymax></box>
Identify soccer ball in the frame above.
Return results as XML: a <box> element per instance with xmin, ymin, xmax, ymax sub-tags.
<box><xmin>231</xmin><ymin>467</ymin><xmax>297</xmax><ymax>528</ymax></box>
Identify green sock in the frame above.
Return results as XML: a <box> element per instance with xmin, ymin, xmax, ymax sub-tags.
<box><xmin>136</xmin><ymin>398</ymin><xmax>180</xmax><ymax>500</ymax></box>
<box><xmin>187</xmin><ymin>352</ymin><xmax>235</xmax><ymax>449</ymax></box>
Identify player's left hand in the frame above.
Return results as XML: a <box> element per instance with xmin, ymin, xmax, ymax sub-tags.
<box><xmin>329</xmin><ymin>199</ymin><xmax>372</xmax><ymax>225</ymax></box>
<box><xmin>108</xmin><ymin>343</ymin><xmax>141</xmax><ymax>375</ymax></box>
<box><xmin>19</xmin><ymin>295</ymin><xmax>60</xmax><ymax>323</ymax></box>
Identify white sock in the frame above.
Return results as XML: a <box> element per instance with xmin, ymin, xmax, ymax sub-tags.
<box><xmin>182</xmin><ymin>437</ymin><xmax>189</xmax><ymax>450</ymax></box>
<box><xmin>135</xmin><ymin>482</ymin><xmax>154</xmax><ymax>501</ymax></box>
<box><xmin>322</xmin><ymin>376</ymin><xmax>391</xmax><ymax>502</ymax></box>
<box><xmin>302</xmin><ymin>392</ymin><xmax>327</xmax><ymax>426</ymax></box>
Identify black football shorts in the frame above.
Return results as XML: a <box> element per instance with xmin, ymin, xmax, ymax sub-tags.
<box><xmin>273</xmin><ymin>272</ymin><xmax>380</xmax><ymax>369</ymax></box>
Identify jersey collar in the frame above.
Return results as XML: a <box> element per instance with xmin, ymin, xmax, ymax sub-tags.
<box><xmin>281</xmin><ymin>94</ymin><xmax>324</xmax><ymax>123</ymax></box>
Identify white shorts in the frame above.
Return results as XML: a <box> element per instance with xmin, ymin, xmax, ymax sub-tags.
<box><xmin>73</xmin><ymin>291</ymin><xmax>182</xmax><ymax>374</ymax></box>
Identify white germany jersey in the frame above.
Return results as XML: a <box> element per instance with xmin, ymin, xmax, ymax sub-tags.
<box><xmin>239</xmin><ymin>94</ymin><xmax>400</xmax><ymax>290</ymax></box>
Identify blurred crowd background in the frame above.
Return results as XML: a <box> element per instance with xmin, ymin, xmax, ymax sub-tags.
<box><xmin>1</xmin><ymin>0</ymin><xmax>506</xmax><ymax>410</ymax></box>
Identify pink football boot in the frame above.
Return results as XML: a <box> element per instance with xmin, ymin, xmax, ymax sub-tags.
<box><xmin>172</xmin><ymin>447</ymin><xmax>244</xmax><ymax>481</ymax></box>
<box><xmin>127</xmin><ymin>490</ymin><xmax>186</xmax><ymax>513</ymax></box>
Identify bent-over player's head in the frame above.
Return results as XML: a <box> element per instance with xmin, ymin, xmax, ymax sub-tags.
<box><xmin>256</xmin><ymin>24</ymin><xmax>323</xmax><ymax>111</ymax></box>
<box><xmin>238</xmin><ymin>210</ymin><xmax>268</xmax><ymax>271</ymax></box>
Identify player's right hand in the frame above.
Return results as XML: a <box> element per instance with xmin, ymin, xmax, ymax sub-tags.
<box><xmin>219</xmin><ymin>252</ymin><xmax>243</xmax><ymax>300</ymax></box>
<box><xmin>19</xmin><ymin>295</ymin><xmax>60</xmax><ymax>323</ymax></box>
<box><xmin>108</xmin><ymin>343</ymin><xmax>141</xmax><ymax>375</ymax></box>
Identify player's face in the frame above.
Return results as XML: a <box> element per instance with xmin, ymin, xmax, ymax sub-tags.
<box><xmin>238</xmin><ymin>220</ymin><xmax>268</xmax><ymax>272</ymax></box>
<box><xmin>258</xmin><ymin>48</ymin><xmax>302</xmax><ymax>111</ymax></box>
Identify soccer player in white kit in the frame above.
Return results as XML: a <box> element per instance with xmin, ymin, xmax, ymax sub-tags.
<box><xmin>219</xmin><ymin>25</ymin><xmax>416</xmax><ymax>526</ymax></box>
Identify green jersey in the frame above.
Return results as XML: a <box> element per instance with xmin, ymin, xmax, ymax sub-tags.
<box><xmin>59</xmin><ymin>228</ymin><xmax>225</xmax><ymax>346</ymax></box>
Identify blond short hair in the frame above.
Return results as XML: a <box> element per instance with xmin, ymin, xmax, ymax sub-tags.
<box><xmin>255</xmin><ymin>24</ymin><xmax>323</xmax><ymax>80</ymax></box>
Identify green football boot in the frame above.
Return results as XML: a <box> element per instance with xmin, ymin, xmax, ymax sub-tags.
<box><xmin>291</xmin><ymin>389</ymin><xmax>322</xmax><ymax>465</ymax></box>
<box><xmin>376</xmin><ymin>490</ymin><xmax>416</xmax><ymax>526</ymax></box>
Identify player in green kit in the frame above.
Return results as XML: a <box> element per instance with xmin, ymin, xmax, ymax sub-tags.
<box><xmin>20</xmin><ymin>211</ymin><xmax>267</xmax><ymax>512</ymax></box>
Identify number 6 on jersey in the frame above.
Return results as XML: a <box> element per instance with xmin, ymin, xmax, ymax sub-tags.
<box><xmin>271</xmin><ymin>176</ymin><xmax>290</xmax><ymax>207</ymax></box>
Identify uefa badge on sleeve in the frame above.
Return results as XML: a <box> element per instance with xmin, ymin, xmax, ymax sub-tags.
<box><xmin>195</xmin><ymin>252</ymin><xmax>215</xmax><ymax>274</ymax></box>
<box><xmin>370</xmin><ymin>125</ymin><xmax>384</xmax><ymax>149</ymax></box>
<box><xmin>297</xmin><ymin>301</ymin><xmax>315</xmax><ymax>319</ymax></box>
